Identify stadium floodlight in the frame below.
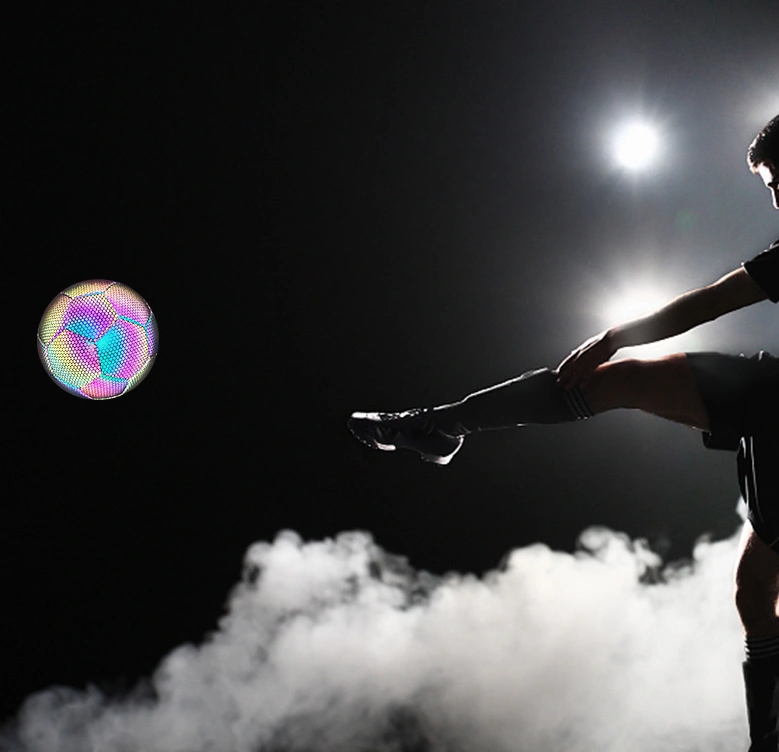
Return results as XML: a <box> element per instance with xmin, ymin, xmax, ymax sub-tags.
<box><xmin>613</xmin><ymin>121</ymin><xmax>660</xmax><ymax>170</ymax></box>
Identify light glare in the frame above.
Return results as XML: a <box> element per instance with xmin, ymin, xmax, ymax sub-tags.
<box><xmin>598</xmin><ymin>283</ymin><xmax>685</xmax><ymax>357</ymax></box>
<box><xmin>601</xmin><ymin>284</ymin><xmax>667</xmax><ymax>325</ymax></box>
<box><xmin>614</xmin><ymin>122</ymin><xmax>659</xmax><ymax>170</ymax></box>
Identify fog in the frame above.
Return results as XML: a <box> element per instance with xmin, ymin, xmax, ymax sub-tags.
<box><xmin>2</xmin><ymin>515</ymin><xmax>747</xmax><ymax>751</ymax></box>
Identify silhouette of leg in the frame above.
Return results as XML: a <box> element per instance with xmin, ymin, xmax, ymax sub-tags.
<box><xmin>583</xmin><ymin>353</ymin><xmax>710</xmax><ymax>431</ymax></box>
<box><xmin>735</xmin><ymin>523</ymin><xmax>779</xmax><ymax>750</ymax></box>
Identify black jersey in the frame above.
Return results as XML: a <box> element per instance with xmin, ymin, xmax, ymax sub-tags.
<box><xmin>739</xmin><ymin>238</ymin><xmax>779</xmax><ymax>548</ymax></box>
<box><xmin>744</xmin><ymin>237</ymin><xmax>779</xmax><ymax>302</ymax></box>
<box><xmin>693</xmin><ymin>237</ymin><xmax>779</xmax><ymax>550</ymax></box>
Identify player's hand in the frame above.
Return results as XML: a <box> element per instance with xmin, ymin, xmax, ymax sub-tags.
<box><xmin>555</xmin><ymin>330</ymin><xmax>617</xmax><ymax>390</ymax></box>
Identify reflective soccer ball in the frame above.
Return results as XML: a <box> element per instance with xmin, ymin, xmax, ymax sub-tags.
<box><xmin>37</xmin><ymin>280</ymin><xmax>159</xmax><ymax>399</ymax></box>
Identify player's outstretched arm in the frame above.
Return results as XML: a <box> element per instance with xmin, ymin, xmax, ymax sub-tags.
<box><xmin>556</xmin><ymin>266</ymin><xmax>768</xmax><ymax>389</ymax></box>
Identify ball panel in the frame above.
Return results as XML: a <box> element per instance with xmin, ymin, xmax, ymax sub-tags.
<box><xmin>106</xmin><ymin>283</ymin><xmax>151</xmax><ymax>325</ymax></box>
<box><xmin>125</xmin><ymin>355</ymin><xmax>156</xmax><ymax>394</ymax></box>
<box><xmin>38</xmin><ymin>294</ymin><xmax>71</xmax><ymax>346</ymax></box>
<box><xmin>95</xmin><ymin>325</ymin><xmax>124</xmax><ymax>375</ymax></box>
<box><xmin>48</xmin><ymin>330</ymin><xmax>101</xmax><ymax>387</ymax></box>
<box><xmin>61</xmin><ymin>279</ymin><xmax>114</xmax><ymax>297</ymax></box>
<box><xmin>97</xmin><ymin>320</ymin><xmax>149</xmax><ymax>378</ymax></box>
<box><xmin>51</xmin><ymin>375</ymin><xmax>92</xmax><ymax>399</ymax></box>
<box><xmin>81</xmin><ymin>376</ymin><xmax>128</xmax><ymax>400</ymax></box>
<box><xmin>36</xmin><ymin>337</ymin><xmax>48</xmax><ymax>368</ymax></box>
<box><xmin>63</xmin><ymin>294</ymin><xmax>117</xmax><ymax>340</ymax></box>
<box><xmin>145</xmin><ymin>313</ymin><xmax>159</xmax><ymax>358</ymax></box>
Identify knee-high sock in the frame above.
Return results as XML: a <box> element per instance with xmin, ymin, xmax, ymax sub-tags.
<box><xmin>430</xmin><ymin>368</ymin><xmax>593</xmax><ymax>436</ymax></box>
<box><xmin>744</xmin><ymin>637</ymin><xmax>779</xmax><ymax>749</ymax></box>
<box><xmin>743</xmin><ymin>659</ymin><xmax>779</xmax><ymax>749</ymax></box>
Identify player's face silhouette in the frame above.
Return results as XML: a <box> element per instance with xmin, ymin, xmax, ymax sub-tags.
<box><xmin>757</xmin><ymin>162</ymin><xmax>779</xmax><ymax>210</ymax></box>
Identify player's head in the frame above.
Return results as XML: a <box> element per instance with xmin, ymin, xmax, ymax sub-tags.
<box><xmin>748</xmin><ymin>115</ymin><xmax>779</xmax><ymax>209</ymax></box>
<box><xmin>747</xmin><ymin>115</ymin><xmax>779</xmax><ymax>171</ymax></box>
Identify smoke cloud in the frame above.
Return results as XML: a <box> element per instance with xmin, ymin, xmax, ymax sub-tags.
<box><xmin>1</xmin><ymin>520</ymin><xmax>748</xmax><ymax>751</ymax></box>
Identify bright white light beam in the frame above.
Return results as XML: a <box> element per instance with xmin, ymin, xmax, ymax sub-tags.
<box><xmin>600</xmin><ymin>283</ymin><xmax>668</xmax><ymax>325</ymax></box>
<box><xmin>613</xmin><ymin>121</ymin><xmax>660</xmax><ymax>170</ymax></box>
<box><xmin>598</xmin><ymin>281</ymin><xmax>698</xmax><ymax>357</ymax></box>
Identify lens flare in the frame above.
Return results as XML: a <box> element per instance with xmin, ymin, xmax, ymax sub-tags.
<box><xmin>601</xmin><ymin>283</ymin><xmax>668</xmax><ymax>324</ymax></box>
<box><xmin>614</xmin><ymin>122</ymin><xmax>660</xmax><ymax>170</ymax></box>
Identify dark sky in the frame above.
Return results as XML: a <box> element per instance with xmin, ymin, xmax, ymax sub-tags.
<box><xmin>4</xmin><ymin>0</ymin><xmax>778</xmax><ymax>728</ymax></box>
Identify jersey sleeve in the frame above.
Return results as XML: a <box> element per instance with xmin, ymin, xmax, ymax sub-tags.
<box><xmin>744</xmin><ymin>238</ymin><xmax>779</xmax><ymax>303</ymax></box>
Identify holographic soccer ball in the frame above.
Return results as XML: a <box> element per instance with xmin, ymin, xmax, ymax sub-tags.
<box><xmin>37</xmin><ymin>280</ymin><xmax>159</xmax><ymax>399</ymax></box>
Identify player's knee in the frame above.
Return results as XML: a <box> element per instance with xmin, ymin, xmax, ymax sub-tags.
<box><xmin>588</xmin><ymin>358</ymin><xmax>646</xmax><ymax>411</ymax></box>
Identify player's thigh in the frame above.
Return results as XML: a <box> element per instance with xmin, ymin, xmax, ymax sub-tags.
<box><xmin>686</xmin><ymin>351</ymin><xmax>779</xmax><ymax>439</ymax></box>
<box><xmin>585</xmin><ymin>353</ymin><xmax>710</xmax><ymax>430</ymax></box>
<box><xmin>734</xmin><ymin>522</ymin><xmax>779</xmax><ymax>629</ymax></box>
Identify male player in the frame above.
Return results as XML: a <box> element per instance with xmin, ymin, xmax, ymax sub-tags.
<box><xmin>348</xmin><ymin>115</ymin><xmax>779</xmax><ymax>750</ymax></box>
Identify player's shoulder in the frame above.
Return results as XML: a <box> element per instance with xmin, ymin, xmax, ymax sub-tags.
<box><xmin>744</xmin><ymin>237</ymin><xmax>779</xmax><ymax>303</ymax></box>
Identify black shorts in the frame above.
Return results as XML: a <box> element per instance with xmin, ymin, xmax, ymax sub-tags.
<box><xmin>687</xmin><ymin>351</ymin><xmax>779</xmax><ymax>550</ymax></box>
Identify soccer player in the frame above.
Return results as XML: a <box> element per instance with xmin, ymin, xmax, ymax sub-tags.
<box><xmin>348</xmin><ymin>115</ymin><xmax>779</xmax><ymax>750</ymax></box>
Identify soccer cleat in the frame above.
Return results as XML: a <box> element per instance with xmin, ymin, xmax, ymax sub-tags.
<box><xmin>347</xmin><ymin>409</ymin><xmax>464</xmax><ymax>465</ymax></box>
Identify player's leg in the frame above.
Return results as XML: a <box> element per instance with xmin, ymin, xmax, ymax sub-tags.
<box><xmin>734</xmin><ymin>522</ymin><xmax>779</xmax><ymax>750</ymax></box>
<box><xmin>735</xmin><ymin>523</ymin><xmax>779</xmax><ymax>638</ymax></box>
<box><xmin>584</xmin><ymin>353</ymin><xmax>710</xmax><ymax>430</ymax></box>
<box><xmin>347</xmin><ymin>366</ymin><xmax>594</xmax><ymax>464</ymax></box>
<box><xmin>348</xmin><ymin>352</ymin><xmax>707</xmax><ymax>463</ymax></box>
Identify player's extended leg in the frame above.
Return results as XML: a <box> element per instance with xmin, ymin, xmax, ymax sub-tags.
<box><xmin>735</xmin><ymin>523</ymin><xmax>779</xmax><ymax>751</ymax></box>
<box><xmin>584</xmin><ymin>352</ymin><xmax>710</xmax><ymax>430</ymax></box>
<box><xmin>347</xmin><ymin>352</ymin><xmax>708</xmax><ymax>464</ymax></box>
<box><xmin>349</xmin><ymin>351</ymin><xmax>779</xmax><ymax>746</ymax></box>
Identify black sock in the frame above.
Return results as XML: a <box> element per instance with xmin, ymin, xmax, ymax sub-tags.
<box><xmin>431</xmin><ymin>368</ymin><xmax>593</xmax><ymax>435</ymax></box>
<box><xmin>746</xmin><ymin>635</ymin><xmax>779</xmax><ymax>665</ymax></box>
<box><xmin>743</xmin><ymin>637</ymin><xmax>779</xmax><ymax>744</ymax></box>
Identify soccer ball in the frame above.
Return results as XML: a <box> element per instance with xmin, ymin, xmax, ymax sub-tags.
<box><xmin>37</xmin><ymin>279</ymin><xmax>159</xmax><ymax>399</ymax></box>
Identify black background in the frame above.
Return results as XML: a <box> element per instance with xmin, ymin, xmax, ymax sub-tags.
<box><xmin>4</xmin><ymin>1</ymin><xmax>778</xmax><ymax>724</ymax></box>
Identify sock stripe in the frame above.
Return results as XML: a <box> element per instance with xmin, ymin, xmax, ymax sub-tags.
<box><xmin>574</xmin><ymin>386</ymin><xmax>594</xmax><ymax>418</ymax></box>
<box><xmin>563</xmin><ymin>390</ymin><xmax>584</xmax><ymax>419</ymax></box>
<box><xmin>564</xmin><ymin>386</ymin><xmax>594</xmax><ymax>420</ymax></box>
<box><xmin>745</xmin><ymin>635</ymin><xmax>779</xmax><ymax>661</ymax></box>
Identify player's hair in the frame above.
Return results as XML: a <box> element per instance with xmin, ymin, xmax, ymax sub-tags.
<box><xmin>747</xmin><ymin>115</ymin><xmax>779</xmax><ymax>171</ymax></box>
